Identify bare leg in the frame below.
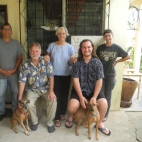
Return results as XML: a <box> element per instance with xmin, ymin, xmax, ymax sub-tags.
<box><xmin>65</xmin><ymin>99</ymin><xmax>80</xmax><ymax>127</ymax></box>
<box><xmin>97</xmin><ymin>98</ymin><xmax>110</xmax><ymax>135</ymax></box>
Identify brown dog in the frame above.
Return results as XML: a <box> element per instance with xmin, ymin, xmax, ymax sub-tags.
<box><xmin>11</xmin><ymin>98</ymin><xmax>30</xmax><ymax>135</ymax></box>
<box><xmin>74</xmin><ymin>100</ymin><xmax>100</xmax><ymax>140</ymax></box>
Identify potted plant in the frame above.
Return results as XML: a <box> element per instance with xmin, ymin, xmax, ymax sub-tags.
<box><xmin>41</xmin><ymin>20</ymin><xmax>58</xmax><ymax>31</ymax></box>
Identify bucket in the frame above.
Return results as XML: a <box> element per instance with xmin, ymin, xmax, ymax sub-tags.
<box><xmin>120</xmin><ymin>78</ymin><xmax>138</xmax><ymax>108</ymax></box>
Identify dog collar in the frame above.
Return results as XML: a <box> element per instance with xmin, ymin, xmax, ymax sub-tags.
<box><xmin>17</xmin><ymin>108</ymin><xmax>28</xmax><ymax>120</ymax></box>
<box><xmin>91</xmin><ymin>112</ymin><xmax>98</xmax><ymax>117</ymax></box>
<box><xmin>18</xmin><ymin>108</ymin><xmax>27</xmax><ymax>115</ymax></box>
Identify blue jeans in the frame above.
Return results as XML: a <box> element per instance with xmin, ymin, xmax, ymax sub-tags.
<box><xmin>0</xmin><ymin>73</ymin><xmax>18</xmax><ymax>115</ymax></box>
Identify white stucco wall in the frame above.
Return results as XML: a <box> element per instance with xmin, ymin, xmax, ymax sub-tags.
<box><xmin>0</xmin><ymin>0</ymin><xmax>21</xmax><ymax>102</ymax></box>
<box><xmin>0</xmin><ymin>0</ymin><xmax>130</xmax><ymax>110</ymax></box>
<box><xmin>0</xmin><ymin>0</ymin><xmax>20</xmax><ymax>41</ymax></box>
<box><xmin>105</xmin><ymin>0</ymin><xmax>129</xmax><ymax>110</ymax></box>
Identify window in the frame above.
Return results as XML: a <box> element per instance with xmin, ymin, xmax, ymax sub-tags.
<box><xmin>66</xmin><ymin>0</ymin><xmax>103</xmax><ymax>42</ymax></box>
<box><xmin>20</xmin><ymin>0</ymin><xmax>104</xmax><ymax>56</ymax></box>
<box><xmin>0</xmin><ymin>5</ymin><xmax>8</xmax><ymax>38</ymax></box>
<box><xmin>26</xmin><ymin>0</ymin><xmax>62</xmax><ymax>56</ymax></box>
<box><xmin>66</xmin><ymin>0</ymin><xmax>103</xmax><ymax>35</ymax></box>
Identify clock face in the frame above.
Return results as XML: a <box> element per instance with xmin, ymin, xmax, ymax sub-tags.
<box><xmin>128</xmin><ymin>6</ymin><xmax>139</xmax><ymax>28</ymax></box>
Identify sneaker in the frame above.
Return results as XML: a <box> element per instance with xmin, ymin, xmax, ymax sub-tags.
<box><xmin>0</xmin><ymin>113</ymin><xmax>6</xmax><ymax>121</ymax></box>
<box><xmin>47</xmin><ymin>125</ymin><xmax>55</xmax><ymax>133</ymax></box>
<box><xmin>30</xmin><ymin>123</ymin><xmax>38</xmax><ymax>131</ymax></box>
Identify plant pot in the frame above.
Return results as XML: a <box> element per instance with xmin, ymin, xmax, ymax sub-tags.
<box><xmin>41</xmin><ymin>26</ymin><xmax>58</xmax><ymax>31</ymax></box>
<box><xmin>41</xmin><ymin>26</ymin><xmax>50</xmax><ymax>30</ymax></box>
<box><xmin>120</xmin><ymin>78</ymin><xmax>138</xmax><ymax>108</ymax></box>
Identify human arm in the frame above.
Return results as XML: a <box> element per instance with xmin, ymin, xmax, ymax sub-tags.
<box><xmin>68</xmin><ymin>44</ymin><xmax>77</xmax><ymax>65</ymax></box>
<box><xmin>68</xmin><ymin>55</ymin><xmax>77</xmax><ymax>65</ymax></box>
<box><xmin>9</xmin><ymin>55</ymin><xmax>22</xmax><ymax>74</ymax></box>
<box><xmin>18</xmin><ymin>61</ymin><xmax>29</xmax><ymax>101</ymax></box>
<box><xmin>47</xmin><ymin>76</ymin><xmax>56</xmax><ymax>102</ymax></box>
<box><xmin>113</xmin><ymin>55</ymin><xmax>131</xmax><ymax>66</ymax></box>
<box><xmin>18</xmin><ymin>82</ymin><xmax>26</xmax><ymax>101</ymax></box>
<box><xmin>90</xmin><ymin>79</ymin><xmax>103</xmax><ymax>103</ymax></box>
<box><xmin>0</xmin><ymin>68</ymin><xmax>10</xmax><ymax>77</ymax></box>
<box><xmin>44</xmin><ymin>52</ymin><xmax>51</xmax><ymax>62</ymax></box>
<box><xmin>73</xmin><ymin>77</ymin><xmax>88</xmax><ymax>108</ymax></box>
<box><xmin>14</xmin><ymin>55</ymin><xmax>23</xmax><ymax>72</ymax></box>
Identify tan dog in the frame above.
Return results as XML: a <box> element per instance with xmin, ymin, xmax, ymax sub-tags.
<box><xmin>74</xmin><ymin>100</ymin><xmax>100</xmax><ymax>140</ymax></box>
<box><xmin>11</xmin><ymin>98</ymin><xmax>30</xmax><ymax>136</ymax></box>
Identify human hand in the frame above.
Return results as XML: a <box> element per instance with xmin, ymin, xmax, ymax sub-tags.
<box><xmin>0</xmin><ymin>69</ymin><xmax>12</xmax><ymax>77</ymax></box>
<box><xmin>7</xmin><ymin>69</ymin><xmax>16</xmax><ymax>76</ymax></box>
<box><xmin>113</xmin><ymin>60</ymin><xmax>118</xmax><ymax>66</ymax></box>
<box><xmin>71</xmin><ymin>57</ymin><xmax>77</xmax><ymax>63</ymax></box>
<box><xmin>44</xmin><ymin>55</ymin><xmax>50</xmax><ymax>62</ymax></box>
<box><xmin>48</xmin><ymin>91</ymin><xmax>56</xmax><ymax>102</ymax></box>
<box><xmin>90</xmin><ymin>97</ymin><xmax>96</xmax><ymax>103</ymax></box>
<box><xmin>80</xmin><ymin>96</ymin><xmax>88</xmax><ymax>109</ymax></box>
<box><xmin>18</xmin><ymin>100</ymin><xmax>22</xmax><ymax>109</ymax></box>
<box><xmin>68</xmin><ymin>57</ymin><xmax>77</xmax><ymax>65</ymax></box>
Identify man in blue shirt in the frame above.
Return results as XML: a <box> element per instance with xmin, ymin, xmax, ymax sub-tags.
<box><xmin>65</xmin><ymin>39</ymin><xmax>111</xmax><ymax>136</ymax></box>
<box><xmin>18</xmin><ymin>42</ymin><xmax>57</xmax><ymax>133</ymax></box>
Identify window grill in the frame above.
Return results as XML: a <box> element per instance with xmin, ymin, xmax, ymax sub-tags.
<box><xmin>19</xmin><ymin>0</ymin><xmax>109</xmax><ymax>57</ymax></box>
<box><xmin>25</xmin><ymin>0</ymin><xmax>62</xmax><ymax>56</ymax></box>
<box><xmin>66</xmin><ymin>0</ymin><xmax>104</xmax><ymax>43</ymax></box>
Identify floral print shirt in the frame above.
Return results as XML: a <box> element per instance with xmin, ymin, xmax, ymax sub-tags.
<box><xmin>72</xmin><ymin>57</ymin><xmax>104</xmax><ymax>96</ymax></box>
<box><xmin>19</xmin><ymin>56</ymin><xmax>54</xmax><ymax>93</ymax></box>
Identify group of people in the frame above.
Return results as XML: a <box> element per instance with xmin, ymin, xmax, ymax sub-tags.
<box><xmin>0</xmin><ymin>23</ymin><xmax>130</xmax><ymax>135</ymax></box>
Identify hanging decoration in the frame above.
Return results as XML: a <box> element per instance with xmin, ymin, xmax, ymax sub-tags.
<box><xmin>128</xmin><ymin>6</ymin><xmax>140</xmax><ymax>30</ymax></box>
<box><xmin>41</xmin><ymin>20</ymin><xmax>58</xmax><ymax>30</ymax></box>
<box><xmin>41</xmin><ymin>0</ymin><xmax>58</xmax><ymax>31</ymax></box>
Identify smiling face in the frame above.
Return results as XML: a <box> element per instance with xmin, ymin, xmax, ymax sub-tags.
<box><xmin>1</xmin><ymin>25</ymin><xmax>12</xmax><ymax>38</ymax></box>
<box><xmin>103</xmin><ymin>32</ymin><xmax>113</xmax><ymax>44</ymax></box>
<box><xmin>30</xmin><ymin>45</ymin><xmax>41</xmax><ymax>61</ymax></box>
<box><xmin>57</xmin><ymin>29</ymin><xmax>67</xmax><ymax>42</ymax></box>
<box><xmin>81</xmin><ymin>41</ymin><xmax>93</xmax><ymax>57</ymax></box>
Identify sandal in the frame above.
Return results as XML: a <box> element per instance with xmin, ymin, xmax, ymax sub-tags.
<box><xmin>65</xmin><ymin>117</ymin><xmax>73</xmax><ymax>128</ymax></box>
<box><xmin>54</xmin><ymin>120</ymin><xmax>61</xmax><ymax>127</ymax></box>
<box><xmin>60</xmin><ymin>115</ymin><xmax>65</xmax><ymax>121</ymax></box>
<box><xmin>94</xmin><ymin>125</ymin><xmax>111</xmax><ymax>136</ymax></box>
<box><xmin>102</xmin><ymin>117</ymin><xmax>107</xmax><ymax>122</ymax></box>
<box><xmin>98</xmin><ymin>127</ymin><xmax>111</xmax><ymax>136</ymax></box>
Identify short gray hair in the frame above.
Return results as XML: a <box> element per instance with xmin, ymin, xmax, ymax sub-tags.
<box><xmin>29</xmin><ymin>42</ymin><xmax>41</xmax><ymax>50</ymax></box>
<box><xmin>55</xmin><ymin>27</ymin><xmax>69</xmax><ymax>36</ymax></box>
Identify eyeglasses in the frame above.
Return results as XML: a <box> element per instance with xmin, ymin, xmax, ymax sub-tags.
<box><xmin>2</xmin><ymin>28</ymin><xmax>12</xmax><ymax>31</ymax></box>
